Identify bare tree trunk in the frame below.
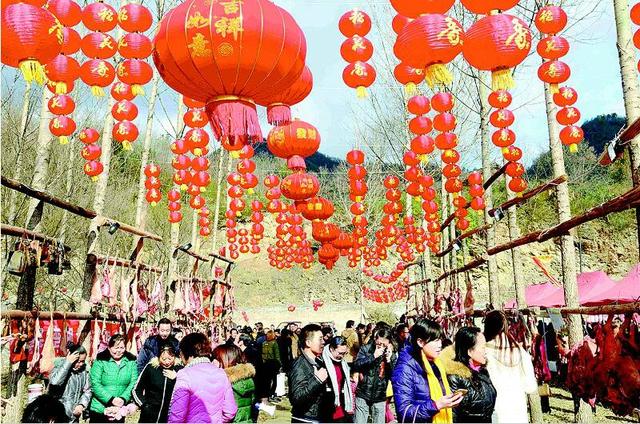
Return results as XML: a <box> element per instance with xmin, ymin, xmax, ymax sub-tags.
<box><xmin>24</xmin><ymin>89</ymin><xmax>54</xmax><ymax>232</ymax></box>
<box><xmin>81</xmin><ymin>97</ymin><xmax>116</xmax><ymax>312</ymax></box>
<box><xmin>544</xmin><ymin>83</ymin><xmax>593</xmax><ymax>423</ymax></box>
<box><xmin>440</xmin><ymin>177</ymin><xmax>450</xmax><ymax>291</ymax></box>
<box><xmin>211</xmin><ymin>148</ymin><xmax>226</xmax><ymax>253</ymax></box>
<box><xmin>406</xmin><ymin>192</ymin><xmax>415</xmax><ymax>313</ymax></box>
<box><xmin>613</xmin><ymin>0</ymin><xmax>640</xmax><ymax>257</ymax></box>
<box><xmin>479</xmin><ymin>72</ymin><xmax>500</xmax><ymax>309</ymax></box>
<box><xmin>7</xmin><ymin>83</ymin><xmax>32</xmax><ymax>225</ymax></box>
<box><xmin>134</xmin><ymin>72</ymin><xmax>160</xmax><ymax>230</ymax></box>
<box><xmin>59</xmin><ymin>133</ymin><xmax>77</xmax><ymax>243</ymax></box>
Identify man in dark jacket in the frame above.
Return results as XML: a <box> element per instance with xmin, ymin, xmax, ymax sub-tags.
<box><xmin>352</xmin><ymin>327</ymin><xmax>396</xmax><ymax>423</ymax></box>
<box><xmin>136</xmin><ymin>318</ymin><xmax>179</xmax><ymax>374</ymax></box>
<box><xmin>288</xmin><ymin>323</ymin><xmax>332</xmax><ymax>423</ymax></box>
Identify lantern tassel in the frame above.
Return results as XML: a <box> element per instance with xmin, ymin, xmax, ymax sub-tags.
<box><xmin>91</xmin><ymin>86</ymin><xmax>105</xmax><ymax>97</ymax></box>
<box><xmin>55</xmin><ymin>82</ymin><xmax>68</xmax><ymax>95</ymax></box>
<box><xmin>569</xmin><ymin>143</ymin><xmax>578</xmax><ymax>153</ymax></box>
<box><xmin>549</xmin><ymin>83</ymin><xmax>560</xmax><ymax>94</ymax></box>
<box><xmin>19</xmin><ymin>60</ymin><xmax>46</xmax><ymax>85</ymax></box>
<box><xmin>123</xmin><ymin>141</ymin><xmax>132</xmax><ymax>151</ymax></box>
<box><xmin>404</xmin><ymin>82</ymin><xmax>417</xmax><ymax>96</ymax></box>
<box><xmin>424</xmin><ymin>64</ymin><xmax>453</xmax><ymax>88</ymax></box>
<box><xmin>91</xmin><ymin>176</ymin><xmax>99</xmax><ymax>182</ymax></box>
<box><xmin>193</xmin><ymin>148</ymin><xmax>203</xmax><ymax>156</ymax></box>
<box><xmin>491</xmin><ymin>68</ymin><xmax>516</xmax><ymax>91</ymax></box>
<box><xmin>267</xmin><ymin>104</ymin><xmax>292</xmax><ymax>126</ymax></box>
<box><xmin>356</xmin><ymin>86</ymin><xmax>368</xmax><ymax>98</ymax></box>
<box><xmin>132</xmin><ymin>85</ymin><xmax>144</xmax><ymax>96</ymax></box>
<box><xmin>58</xmin><ymin>136</ymin><xmax>69</xmax><ymax>145</ymax></box>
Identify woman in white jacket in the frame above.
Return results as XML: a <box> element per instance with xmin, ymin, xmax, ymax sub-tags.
<box><xmin>483</xmin><ymin>311</ymin><xmax>538</xmax><ymax>423</ymax></box>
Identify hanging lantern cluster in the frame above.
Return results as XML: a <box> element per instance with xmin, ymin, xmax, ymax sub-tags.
<box><xmin>364</xmin><ymin>264</ymin><xmax>408</xmax><ymax>285</ymax></box>
<box><xmin>463</xmin><ymin>11</ymin><xmax>532</xmax><ymax>91</ymax></box>
<box><xmin>339</xmin><ymin>9</ymin><xmax>376</xmax><ymax>97</ymax></box>
<box><xmin>363</xmin><ymin>280</ymin><xmax>408</xmax><ymax>303</ymax></box>
<box><xmin>111</xmin><ymin>82</ymin><xmax>139</xmax><ymax>150</ymax></box>
<box><xmin>154</xmin><ymin>0</ymin><xmax>308</xmax><ymax>154</ymax></box>
<box><xmin>143</xmin><ymin>163</ymin><xmax>162</xmax><ymax>206</ymax></box>
<box><xmin>167</xmin><ymin>187</ymin><xmax>182</xmax><ymax>224</ymax></box>
<box><xmin>535</xmin><ymin>6</ymin><xmax>585</xmax><ymax>153</ymax></box>
<box><xmin>467</xmin><ymin>171</ymin><xmax>486</xmax><ymax>212</ymax></box>
<box><xmin>248</xmin><ymin>199</ymin><xmax>264</xmax><ymax>254</ymax></box>
<box><xmin>43</xmin><ymin>0</ymin><xmax>81</xmax><ymax>94</ymax></box>
<box><xmin>2</xmin><ymin>1</ymin><xmax>63</xmax><ymax>84</ymax></box>
<box><xmin>268</xmin><ymin>203</ymin><xmax>314</xmax><ymax>270</ymax></box>
<box><xmin>116</xmin><ymin>3</ymin><xmax>153</xmax><ymax>96</ymax></box>
<box><xmin>432</xmin><ymin>92</ymin><xmax>464</xmax><ymax>203</ymax></box>
<box><xmin>373</xmin><ymin>175</ymin><xmax>403</xmax><ymax>264</ymax></box>
<box><xmin>80</xmin><ymin>1</ymin><xmax>117</xmax><ymax>96</ymax></box>
<box><xmin>183</xmin><ymin>97</ymin><xmax>212</xmax><ymax>193</ymax></box>
<box><xmin>345</xmin><ymin>149</ymin><xmax>368</xmax><ymax>268</ymax></box>
<box><xmin>78</xmin><ymin>127</ymin><xmax>103</xmax><ymax>181</ymax></box>
<box><xmin>389</xmin><ymin>6</ymin><xmax>422</xmax><ymax>94</ymax></box>
<box><xmin>632</xmin><ymin>3</ymin><xmax>640</xmax><ymax>71</ymax></box>
<box><xmin>48</xmin><ymin>94</ymin><xmax>76</xmax><ymax>144</ymax></box>
<box><xmin>198</xmin><ymin>206</ymin><xmax>211</xmax><ymax>238</ymax></box>
<box><xmin>226</xmin><ymin>145</ymin><xmax>260</xmax><ymax>251</ymax></box>
<box><xmin>488</xmin><ymin>90</ymin><xmax>528</xmax><ymax>194</ymax></box>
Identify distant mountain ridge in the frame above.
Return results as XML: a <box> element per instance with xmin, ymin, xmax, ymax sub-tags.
<box><xmin>253</xmin><ymin>141</ymin><xmax>343</xmax><ymax>171</ymax></box>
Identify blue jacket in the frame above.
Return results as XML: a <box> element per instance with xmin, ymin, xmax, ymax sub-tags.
<box><xmin>391</xmin><ymin>346</ymin><xmax>442</xmax><ymax>423</ymax></box>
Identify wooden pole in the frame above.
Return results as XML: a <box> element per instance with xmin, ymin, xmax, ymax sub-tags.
<box><xmin>1</xmin><ymin>224</ymin><xmax>71</xmax><ymax>252</ymax></box>
<box><xmin>488</xmin><ymin>175</ymin><xmax>568</xmax><ymax>218</ymax></box>
<box><xmin>505</xmin><ymin>172</ymin><xmax>526</xmax><ymax>310</ymax></box>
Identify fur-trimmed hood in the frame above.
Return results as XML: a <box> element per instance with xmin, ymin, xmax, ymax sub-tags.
<box><xmin>95</xmin><ymin>348</ymin><xmax>136</xmax><ymax>362</ymax></box>
<box><xmin>440</xmin><ymin>345</ymin><xmax>472</xmax><ymax>380</ymax></box>
<box><xmin>224</xmin><ymin>363</ymin><xmax>255</xmax><ymax>383</ymax></box>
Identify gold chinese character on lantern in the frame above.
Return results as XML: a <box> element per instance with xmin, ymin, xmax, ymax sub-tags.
<box><xmin>49</xmin><ymin>21</ymin><xmax>64</xmax><ymax>44</ymax></box>
<box><xmin>350</xmin><ymin>62</ymin><xmax>366</xmax><ymax>77</ymax></box>
<box><xmin>351</xmin><ymin>35</ymin><xmax>365</xmax><ymax>52</ymax></box>
<box><xmin>190</xmin><ymin>131</ymin><xmax>202</xmax><ymax>142</ymax></box>
<box><xmin>118</xmin><ymin>37</ymin><xmax>128</xmax><ymax>49</ymax></box>
<box><xmin>99</xmin><ymin>36</ymin><xmax>115</xmax><ymax>50</ymax></box>
<box><xmin>499</xmin><ymin>131</ymin><xmax>509</xmax><ymax>142</ymax></box>
<box><xmin>498</xmin><ymin>111</ymin><xmax>507</xmax><ymax>122</ymax></box>
<box><xmin>188</xmin><ymin>33</ymin><xmax>212</xmax><ymax>57</ymax></box>
<box><xmin>118</xmin><ymin>8</ymin><xmax>128</xmax><ymax>22</ymax></box>
<box><xmin>51</xmin><ymin>97</ymin><xmax>62</xmax><ymax>108</ymax></box>
<box><xmin>99</xmin><ymin>7</ymin><xmax>115</xmax><ymax>22</ymax></box>
<box><xmin>192</xmin><ymin>110</ymin><xmax>204</xmax><ymax>121</ymax></box>
<box><xmin>186</xmin><ymin>11</ymin><xmax>210</xmax><ymax>29</ymax></box>
<box><xmin>566</xmin><ymin>108</ymin><xmax>577</xmax><ymax>118</ymax></box>
<box><xmin>296</xmin><ymin>128</ymin><xmax>307</xmax><ymax>139</ymax></box>
<box><xmin>52</xmin><ymin>118</ymin><xmax>62</xmax><ymax>129</ymax></box>
<box><xmin>117</xmin><ymin>125</ymin><xmax>129</xmax><ymax>135</ymax></box>
<box><xmin>437</xmin><ymin>17</ymin><xmax>462</xmax><ymax>46</ymax></box>
<box><xmin>505</xmin><ymin>18</ymin><xmax>530</xmax><ymax>50</ymax></box>
<box><xmin>349</xmin><ymin>10</ymin><xmax>365</xmax><ymax>25</ymax></box>
<box><xmin>545</xmin><ymin>63</ymin><xmax>559</xmax><ymax>78</ymax></box>
<box><xmin>272</xmin><ymin>128</ymin><xmax>285</xmax><ymax>143</ymax></box>
<box><xmin>545</xmin><ymin>39</ymin><xmax>558</xmax><ymax>52</ymax></box>
<box><xmin>538</xmin><ymin>10</ymin><xmax>553</xmax><ymax>22</ymax></box>
<box><xmin>117</xmin><ymin>65</ymin><xmax>128</xmax><ymax>78</ymax></box>
<box><xmin>307</xmin><ymin>129</ymin><xmax>317</xmax><ymax>140</ymax></box>
<box><xmin>220</xmin><ymin>0</ymin><xmax>242</xmax><ymax>14</ymax></box>
<box><xmin>498</xmin><ymin>92</ymin><xmax>508</xmax><ymax>103</ymax></box>
<box><xmin>93</xmin><ymin>61</ymin><xmax>110</xmax><ymax>78</ymax></box>
<box><xmin>214</xmin><ymin>16</ymin><xmax>243</xmax><ymax>40</ymax></box>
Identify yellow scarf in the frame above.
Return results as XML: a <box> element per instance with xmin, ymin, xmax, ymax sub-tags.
<box><xmin>421</xmin><ymin>351</ymin><xmax>453</xmax><ymax>424</ymax></box>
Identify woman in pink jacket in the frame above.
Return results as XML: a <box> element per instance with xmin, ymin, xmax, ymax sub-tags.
<box><xmin>168</xmin><ymin>332</ymin><xmax>238</xmax><ymax>423</ymax></box>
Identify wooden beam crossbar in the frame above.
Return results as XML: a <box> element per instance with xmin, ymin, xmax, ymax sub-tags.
<box><xmin>488</xmin><ymin>175</ymin><xmax>568</xmax><ymax>218</ymax></box>
<box><xmin>436</xmin><ymin>224</ymin><xmax>491</xmax><ymax>258</ymax></box>
<box><xmin>209</xmin><ymin>253</ymin><xmax>235</xmax><ymax>265</ymax></box>
<box><xmin>1</xmin><ymin>224</ymin><xmax>71</xmax><ymax>252</ymax></box>
<box><xmin>95</xmin><ymin>254</ymin><xmax>164</xmax><ymax>274</ymax></box>
<box><xmin>174</xmin><ymin>246</ymin><xmax>209</xmax><ymax>262</ymax></box>
<box><xmin>2</xmin><ymin>176</ymin><xmax>162</xmax><ymax>241</ymax></box>
<box><xmin>0</xmin><ymin>309</ymin><xmax>145</xmax><ymax>322</ymax></box>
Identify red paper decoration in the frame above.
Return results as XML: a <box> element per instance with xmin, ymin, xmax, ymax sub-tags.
<box><xmin>340</xmin><ymin>9</ymin><xmax>376</xmax><ymax>97</ymax></box>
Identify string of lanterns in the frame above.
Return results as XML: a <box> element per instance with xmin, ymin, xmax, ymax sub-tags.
<box><xmin>339</xmin><ymin>9</ymin><xmax>376</xmax><ymax>98</ymax></box>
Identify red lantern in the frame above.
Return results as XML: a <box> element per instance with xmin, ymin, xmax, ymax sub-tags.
<box><xmin>392</xmin><ymin>14</ymin><xmax>412</xmax><ymax>34</ymax></box>
<box><xmin>118</xmin><ymin>3</ymin><xmax>153</xmax><ymax>33</ymax></box>
<box><xmin>468</xmin><ymin>171</ymin><xmax>483</xmax><ymax>185</ymax></box>
<box><xmin>503</xmin><ymin>145</ymin><xmax>522</xmax><ymax>162</ymax></box>
<box><xmin>537</xmin><ymin>60</ymin><xmax>571</xmax><ymax>93</ymax></box>
<box><xmin>491</xmin><ymin>128</ymin><xmax>516</xmax><ymax>149</ymax></box>
<box><xmin>2</xmin><ymin>3</ymin><xmax>63</xmax><ymax>83</ymax></box>
<box><xmin>48</xmin><ymin>95</ymin><xmax>75</xmax><ymax>115</ymax></box>
<box><xmin>144</xmin><ymin>163</ymin><xmax>160</xmax><ymax>177</ymax></box>
<box><xmin>556</xmin><ymin>107</ymin><xmax>581</xmax><ymax>126</ymax></box>
<box><xmin>346</xmin><ymin>149</ymin><xmax>365</xmax><ymax>165</ymax></box>
<box><xmin>80</xmin><ymin>59</ymin><xmax>115</xmax><ymax>96</ymax></box>
<box><xmin>145</xmin><ymin>189</ymin><xmax>162</xmax><ymax>206</ymax></box>
<box><xmin>390</xmin><ymin>0</ymin><xmax>454</xmax><ymax>17</ymax></box>
<box><xmin>338</xmin><ymin>9</ymin><xmax>371</xmax><ymax>37</ymax></box>
<box><xmin>537</xmin><ymin>36</ymin><xmax>570</xmax><ymax>60</ymax></box>
<box><xmin>182</xmin><ymin>108</ymin><xmax>208</xmax><ymax>128</ymax></box>
<box><xmin>342</xmin><ymin>61</ymin><xmax>376</xmax><ymax>97</ymax></box>
<box><xmin>112</xmin><ymin>120</ymin><xmax>139</xmax><ymax>149</ymax></box>
<box><xmin>168</xmin><ymin>211</ymin><xmax>183</xmax><ymax>223</ymax></box>
<box><xmin>409</xmin><ymin>116</ymin><xmax>433</xmax><ymax>135</ymax></box>
<box><xmin>81</xmin><ymin>144</ymin><xmax>101</xmax><ymax>160</ymax></box>
<box><xmin>431</xmin><ymin>92</ymin><xmax>454</xmax><ymax>112</ymax></box>
<box><xmin>441</xmin><ymin>149</ymin><xmax>460</xmax><ymax>164</ymax></box>
<box><xmin>111</xmin><ymin>100</ymin><xmax>138</xmax><ymax>121</ymax></box>
<box><xmin>83</xmin><ymin>160</ymin><xmax>103</xmax><ymax>180</ymax></box>
<box><xmin>153</xmin><ymin>0</ymin><xmax>307</xmax><ymax>145</ymax></box>
<box><xmin>460</xmin><ymin>0</ymin><xmax>518</xmax><ymax>15</ymax></box>
<box><xmin>47</xmin><ymin>0</ymin><xmax>82</xmax><ymax>27</ymax></box>
<box><xmin>433</xmin><ymin>112</ymin><xmax>456</xmax><ymax>132</ymax></box>
<box><xmin>489</xmin><ymin>109</ymin><xmax>514</xmax><ymax>128</ymax></box>
<box><xmin>470</xmin><ymin>197</ymin><xmax>486</xmax><ymax>211</ymax></box>
<box><xmin>508</xmin><ymin>177</ymin><xmax>528</xmax><ymax>194</ymax></box>
<box><xmin>81</xmin><ymin>32</ymin><xmax>117</xmax><ymax>59</ymax></box>
<box><xmin>488</xmin><ymin>90</ymin><xmax>512</xmax><ymax>108</ymax></box>
<box><xmin>534</xmin><ymin>6</ymin><xmax>567</xmax><ymax>35</ymax></box>
<box><xmin>266</xmin><ymin>66</ymin><xmax>313</xmax><ymax>126</ymax></box>
<box><xmin>79</xmin><ymin>127</ymin><xmax>99</xmax><ymax>144</ymax></box>
<box><xmin>394</xmin><ymin>64</ymin><xmax>425</xmax><ymax>94</ymax></box>
<box><xmin>111</xmin><ymin>82</ymin><xmax>135</xmax><ymax>101</ymax></box>
<box><xmin>267</xmin><ymin>120</ymin><xmax>320</xmax><ymax>159</ymax></box>
<box><xmin>44</xmin><ymin>54</ymin><xmax>80</xmax><ymax>94</ymax></box>
<box><xmin>60</xmin><ymin>28</ymin><xmax>81</xmax><ymax>55</ymax></box>
<box><xmin>506</xmin><ymin>161</ymin><xmax>525</xmax><ymax>178</ymax></box>
<box><xmin>394</xmin><ymin>14</ymin><xmax>464</xmax><ymax>87</ymax></box>
<box><xmin>435</xmin><ymin>132</ymin><xmax>458</xmax><ymax>150</ymax></box>
<box><xmin>116</xmin><ymin>59</ymin><xmax>153</xmax><ymax>95</ymax></box>
<box><xmin>341</xmin><ymin>35</ymin><xmax>373</xmax><ymax>63</ymax></box>
<box><xmin>559</xmin><ymin>125</ymin><xmax>584</xmax><ymax>153</ymax></box>
<box><xmin>168</xmin><ymin>201</ymin><xmax>181</xmax><ymax>212</ymax></box>
<box><xmin>118</xmin><ymin>33</ymin><xmax>153</xmax><ymax>59</ymax></box>
<box><xmin>281</xmin><ymin>172</ymin><xmax>320</xmax><ymax>201</ymax></box>
<box><xmin>82</xmin><ymin>2</ymin><xmax>117</xmax><ymax>32</ymax></box>
<box><xmin>410</xmin><ymin>135</ymin><xmax>435</xmax><ymax>155</ymax></box>
<box><xmin>463</xmin><ymin>14</ymin><xmax>532</xmax><ymax>90</ymax></box>
<box><xmin>407</xmin><ymin>95</ymin><xmax>430</xmax><ymax>115</ymax></box>
<box><xmin>553</xmin><ymin>86</ymin><xmax>578</xmax><ymax>107</ymax></box>
<box><xmin>442</xmin><ymin>164</ymin><xmax>461</xmax><ymax>178</ymax></box>
<box><xmin>49</xmin><ymin>116</ymin><xmax>76</xmax><ymax>144</ymax></box>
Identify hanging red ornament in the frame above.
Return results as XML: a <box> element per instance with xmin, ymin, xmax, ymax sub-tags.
<box><xmin>390</xmin><ymin>0</ymin><xmax>455</xmax><ymax>17</ymax></box>
<box><xmin>342</xmin><ymin>61</ymin><xmax>376</xmax><ymax>98</ymax></box>
<box><xmin>80</xmin><ymin>59</ymin><xmax>115</xmax><ymax>97</ymax></box>
<box><xmin>338</xmin><ymin>9</ymin><xmax>372</xmax><ymax>37</ymax></box>
<box><xmin>460</xmin><ymin>0</ymin><xmax>519</xmax><ymax>15</ymax></box>
<box><xmin>537</xmin><ymin>60</ymin><xmax>571</xmax><ymax>93</ymax></box>
<box><xmin>534</xmin><ymin>6</ymin><xmax>568</xmax><ymax>35</ymax></box>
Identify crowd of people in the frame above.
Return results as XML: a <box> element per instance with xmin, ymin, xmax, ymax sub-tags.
<box><xmin>23</xmin><ymin>311</ymin><xmax>542</xmax><ymax>423</ymax></box>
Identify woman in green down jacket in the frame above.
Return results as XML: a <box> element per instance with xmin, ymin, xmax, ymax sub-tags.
<box><xmin>213</xmin><ymin>344</ymin><xmax>256</xmax><ymax>422</ymax></box>
<box><xmin>89</xmin><ymin>334</ymin><xmax>138</xmax><ymax>423</ymax></box>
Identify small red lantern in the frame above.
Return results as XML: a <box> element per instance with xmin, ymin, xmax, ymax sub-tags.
<box><xmin>431</xmin><ymin>92</ymin><xmax>454</xmax><ymax>112</ymax></box>
<box><xmin>112</xmin><ymin>120</ymin><xmax>139</xmax><ymax>149</ymax></box>
<box><xmin>47</xmin><ymin>0</ymin><xmax>82</xmax><ymax>27</ymax></box>
<box><xmin>49</xmin><ymin>116</ymin><xmax>76</xmax><ymax>144</ymax></box>
<box><xmin>111</xmin><ymin>82</ymin><xmax>135</xmax><ymax>101</ymax></box>
<box><xmin>488</xmin><ymin>90</ymin><xmax>512</xmax><ymax>108</ymax></box>
<box><xmin>81</xmin><ymin>32</ymin><xmax>117</xmax><ymax>59</ymax></box>
<box><xmin>340</xmin><ymin>35</ymin><xmax>374</xmax><ymax>63</ymax></box>
<box><xmin>183</xmin><ymin>108</ymin><xmax>208</xmax><ymax>128</ymax></box>
<box><xmin>168</xmin><ymin>211</ymin><xmax>182</xmax><ymax>223</ymax></box>
<box><xmin>534</xmin><ymin>6</ymin><xmax>568</xmax><ymax>35</ymax></box>
<box><xmin>81</xmin><ymin>144</ymin><xmax>101</xmax><ymax>160</ymax></box>
<box><xmin>553</xmin><ymin>86</ymin><xmax>578</xmax><ymax>107</ymax></box>
<box><xmin>342</xmin><ymin>61</ymin><xmax>376</xmax><ymax>98</ymax></box>
<box><xmin>79</xmin><ymin>127</ymin><xmax>99</xmax><ymax>144</ymax></box>
<box><xmin>60</xmin><ymin>28</ymin><xmax>81</xmax><ymax>56</ymax></box>
<box><xmin>118</xmin><ymin>33</ymin><xmax>153</xmax><ymax>59</ymax></box>
<box><xmin>82</xmin><ymin>2</ymin><xmax>118</xmax><ymax>32</ymax></box>
<box><xmin>508</xmin><ymin>177</ymin><xmax>528</xmax><ymax>194</ymax></box>
<box><xmin>338</xmin><ymin>9</ymin><xmax>372</xmax><ymax>37</ymax></box>
<box><xmin>346</xmin><ymin>149</ymin><xmax>365</xmax><ymax>165</ymax></box>
<box><xmin>117</xmin><ymin>3</ymin><xmax>153</xmax><ymax>33</ymax></box>
<box><xmin>83</xmin><ymin>160</ymin><xmax>103</xmax><ymax>180</ymax></box>
<box><xmin>536</xmin><ymin>36</ymin><xmax>570</xmax><ymax>60</ymax></box>
<box><xmin>559</xmin><ymin>125</ymin><xmax>584</xmax><ymax>153</ymax></box>
<box><xmin>394</xmin><ymin>63</ymin><xmax>425</xmax><ymax>94</ymax></box>
<box><xmin>460</xmin><ymin>0</ymin><xmax>519</xmax><ymax>15</ymax></box>
<box><xmin>116</xmin><ymin>59</ymin><xmax>153</xmax><ymax>95</ymax></box>
<box><xmin>80</xmin><ymin>59</ymin><xmax>115</xmax><ymax>97</ymax></box>
<box><xmin>556</xmin><ymin>107</ymin><xmax>581</xmax><ymax>126</ymax></box>
<box><xmin>111</xmin><ymin>100</ymin><xmax>138</xmax><ymax>121</ymax></box>
<box><xmin>537</xmin><ymin>60</ymin><xmax>571</xmax><ymax>93</ymax></box>
<box><xmin>44</xmin><ymin>54</ymin><xmax>80</xmax><ymax>94</ymax></box>
<box><xmin>390</xmin><ymin>0</ymin><xmax>454</xmax><ymax>17</ymax></box>
<box><xmin>48</xmin><ymin>95</ymin><xmax>75</xmax><ymax>115</ymax></box>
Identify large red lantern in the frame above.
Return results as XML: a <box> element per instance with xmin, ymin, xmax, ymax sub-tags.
<box><xmin>1</xmin><ymin>3</ymin><xmax>63</xmax><ymax>83</ymax></box>
<box><xmin>267</xmin><ymin>120</ymin><xmax>320</xmax><ymax>161</ymax></box>
<box><xmin>266</xmin><ymin>66</ymin><xmax>313</xmax><ymax>126</ymax></box>
<box><xmin>395</xmin><ymin>14</ymin><xmax>464</xmax><ymax>87</ymax></box>
<box><xmin>463</xmin><ymin>14</ymin><xmax>532</xmax><ymax>90</ymax></box>
<box><xmin>301</xmin><ymin>196</ymin><xmax>334</xmax><ymax>221</ymax></box>
<box><xmin>47</xmin><ymin>0</ymin><xmax>82</xmax><ymax>27</ymax></box>
<box><xmin>153</xmin><ymin>0</ymin><xmax>307</xmax><ymax>146</ymax></box>
<box><xmin>460</xmin><ymin>0</ymin><xmax>519</xmax><ymax>15</ymax></box>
